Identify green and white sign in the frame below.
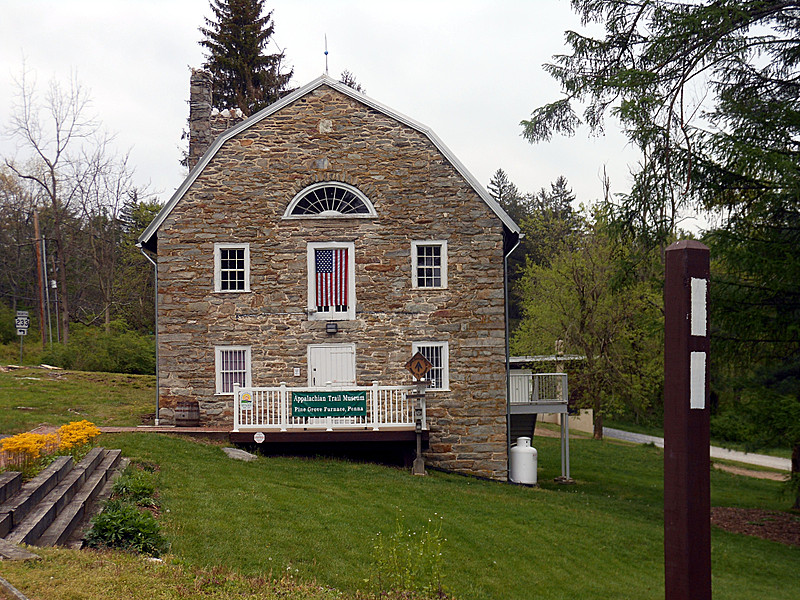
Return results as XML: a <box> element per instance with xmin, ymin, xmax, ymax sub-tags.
<box><xmin>292</xmin><ymin>391</ymin><xmax>367</xmax><ymax>418</ymax></box>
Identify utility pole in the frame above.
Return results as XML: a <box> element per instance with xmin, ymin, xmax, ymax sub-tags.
<box><xmin>33</xmin><ymin>211</ymin><xmax>47</xmax><ymax>347</ymax></box>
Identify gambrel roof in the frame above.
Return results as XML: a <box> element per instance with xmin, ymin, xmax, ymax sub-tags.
<box><xmin>138</xmin><ymin>74</ymin><xmax>519</xmax><ymax>252</ymax></box>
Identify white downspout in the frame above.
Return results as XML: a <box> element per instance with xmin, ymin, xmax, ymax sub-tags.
<box><xmin>504</xmin><ymin>234</ymin><xmax>522</xmax><ymax>479</ymax></box>
<box><xmin>137</xmin><ymin>243</ymin><xmax>160</xmax><ymax>426</ymax></box>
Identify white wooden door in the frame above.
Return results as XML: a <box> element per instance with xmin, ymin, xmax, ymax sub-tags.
<box><xmin>308</xmin><ymin>344</ymin><xmax>356</xmax><ymax>387</ymax></box>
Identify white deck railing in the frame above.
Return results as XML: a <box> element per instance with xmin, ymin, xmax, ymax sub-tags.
<box><xmin>509</xmin><ymin>372</ymin><xmax>568</xmax><ymax>408</ymax></box>
<box><xmin>233</xmin><ymin>382</ymin><xmax>424</xmax><ymax>432</ymax></box>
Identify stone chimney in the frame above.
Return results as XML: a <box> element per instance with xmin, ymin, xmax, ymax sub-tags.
<box><xmin>188</xmin><ymin>69</ymin><xmax>247</xmax><ymax>170</ymax></box>
<box><xmin>188</xmin><ymin>69</ymin><xmax>214</xmax><ymax>170</ymax></box>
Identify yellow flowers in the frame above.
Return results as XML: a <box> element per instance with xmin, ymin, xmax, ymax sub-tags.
<box><xmin>0</xmin><ymin>432</ymin><xmax>58</xmax><ymax>461</ymax></box>
<box><xmin>0</xmin><ymin>420</ymin><xmax>101</xmax><ymax>475</ymax></box>
<box><xmin>56</xmin><ymin>420</ymin><xmax>102</xmax><ymax>450</ymax></box>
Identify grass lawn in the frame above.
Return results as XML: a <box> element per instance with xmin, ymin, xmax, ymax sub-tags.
<box><xmin>4</xmin><ymin>432</ymin><xmax>792</xmax><ymax>600</ymax></box>
<box><xmin>1</xmin><ymin>372</ymin><xmax>796</xmax><ymax>599</ymax></box>
<box><xmin>0</xmin><ymin>367</ymin><xmax>155</xmax><ymax>434</ymax></box>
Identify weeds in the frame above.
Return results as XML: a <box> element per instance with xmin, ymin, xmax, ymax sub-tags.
<box><xmin>369</xmin><ymin>512</ymin><xmax>446</xmax><ymax>599</ymax></box>
<box><xmin>112</xmin><ymin>462</ymin><xmax>158</xmax><ymax>507</ymax></box>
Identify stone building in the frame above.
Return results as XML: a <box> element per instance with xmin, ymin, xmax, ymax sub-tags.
<box><xmin>138</xmin><ymin>73</ymin><xmax>520</xmax><ymax>480</ymax></box>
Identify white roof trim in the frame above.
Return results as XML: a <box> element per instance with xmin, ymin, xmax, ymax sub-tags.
<box><xmin>139</xmin><ymin>74</ymin><xmax>519</xmax><ymax>248</ymax></box>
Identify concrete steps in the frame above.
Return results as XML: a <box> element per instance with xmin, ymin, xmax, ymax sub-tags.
<box><xmin>0</xmin><ymin>448</ymin><xmax>122</xmax><ymax>551</ymax></box>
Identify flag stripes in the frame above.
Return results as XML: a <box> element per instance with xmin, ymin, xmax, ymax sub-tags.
<box><xmin>316</xmin><ymin>248</ymin><xmax>348</xmax><ymax>310</ymax></box>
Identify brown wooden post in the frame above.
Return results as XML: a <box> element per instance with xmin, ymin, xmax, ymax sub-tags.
<box><xmin>664</xmin><ymin>240</ymin><xmax>711</xmax><ymax>600</ymax></box>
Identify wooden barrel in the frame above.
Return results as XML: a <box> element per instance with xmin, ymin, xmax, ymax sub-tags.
<box><xmin>175</xmin><ymin>400</ymin><xmax>200</xmax><ymax>427</ymax></box>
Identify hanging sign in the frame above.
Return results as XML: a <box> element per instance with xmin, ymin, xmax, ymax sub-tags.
<box><xmin>240</xmin><ymin>392</ymin><xmax>253</xmax><ymax>410</ymax></box>
<box><xmin>292</xmin><ymin>391</ymin><xmax>367</xmax><ymax>417</ymax></box>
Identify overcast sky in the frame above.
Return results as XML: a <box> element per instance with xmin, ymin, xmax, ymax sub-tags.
<box><xmin>1</xmin><ymin>0</ymin><xmax>639</xmax><ymax>212</ymax></box>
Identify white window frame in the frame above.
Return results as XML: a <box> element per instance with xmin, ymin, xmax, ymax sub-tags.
<box><xmin>411</xmin><ymin>241</ymin><xmax>448</xmax><ymax>289</ymax></box>
<box><xmin>214</xmin><ymin>345</ymin><xmax>252</xmax><ymax>395</ymax></box>
<box><xmin>214</xmin><ymin>243</ymin><xmax>250</xmax><ymax>292</ymax></box>
<box><xmin>307</xmin><ymin>241</ymin><xmax>356</xmax><ymax>321</ymax></box>
<box><xmin>411</xmin><ymin>341</ymin><xmax>450</xmax><ymax>391</ymax></box>
<box><xmin>284</xmin><ymin>182</ymin><xmax>377</xmax><ymax>219</ymax></box>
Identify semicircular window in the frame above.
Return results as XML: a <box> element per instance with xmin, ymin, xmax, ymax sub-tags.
<box><xmin>285</xmin><ymin>182</ymin><xmax>376</xmax><ymax>218</ymax></box>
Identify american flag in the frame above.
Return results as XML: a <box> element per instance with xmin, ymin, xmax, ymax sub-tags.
<box><xmin>316</xmin><ymin>248</ymin><xmax>348</xmax><ymax>310</ymax></box>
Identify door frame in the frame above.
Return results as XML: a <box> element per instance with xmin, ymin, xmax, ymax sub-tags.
<box><xmin>307</xmin><ymin>343</ymin><xmax>357</xmax><ymax>387</ymax></box>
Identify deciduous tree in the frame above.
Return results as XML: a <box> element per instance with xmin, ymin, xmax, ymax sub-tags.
<box><xmin>513</xmin><ymin>212</ymin><xmax>662</xmax><ymax>438</ymax></box>
<box><xmin>4</xmin><ymin>69</ymin><xmax>101</xmax><ymax>343</ymax></box>
<box><xmin>523</xmin><ymin>0</ymin><xmax>800</xmax><ymax>502</ymax></box>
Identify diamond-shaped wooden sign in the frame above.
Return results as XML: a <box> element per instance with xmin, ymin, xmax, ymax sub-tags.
<box><xmin>405</xmin><ymin>352</ymin><xmax>433</xmax><ymax>379</ymax></box>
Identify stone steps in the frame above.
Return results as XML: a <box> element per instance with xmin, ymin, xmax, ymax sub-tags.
<box><xmin>0</xmin><ymin>448</ymin><xmax>122</xmax><ymax>551</ymax></box>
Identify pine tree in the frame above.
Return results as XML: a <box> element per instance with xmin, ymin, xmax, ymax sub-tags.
<box><xmin>524</xmin><ymin>0</ymin><xmax>800</xmax><ymax>505</ymax></box>
<box><xmin>199</xmin><ymin>0</ymin><xmax>293</xmax><ymax>115</ymax></box>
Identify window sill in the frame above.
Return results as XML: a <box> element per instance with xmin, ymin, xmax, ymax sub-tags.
<box><xmin>212</xmin><ymin>290</ymin><xmax>250</xmax><ymax>294</ymax></box>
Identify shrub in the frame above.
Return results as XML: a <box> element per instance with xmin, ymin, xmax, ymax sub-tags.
<box><xmin>85</xmin><ymin>498</ymin><xmax>169</xmax><ymax>557</ymax></box>
<box><xmin>40</xmin><ymin>321</ymin><xmax>155</xmax><ymax>374</ymax></box>
<box><xmin>0</xmin><ymin>302</ymin><xmax>20</xmax><ymax>344</ymax></box>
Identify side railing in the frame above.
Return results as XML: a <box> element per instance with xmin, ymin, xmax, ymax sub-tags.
<box><xmin>509</xmin><ymin>372</ymin><xmax>568</xmax><ymax>410</ymax></box>
<box><xmin>233</xmin><ymin>382</ymin><xmax>423</xmax><ymax>432</ymax></box>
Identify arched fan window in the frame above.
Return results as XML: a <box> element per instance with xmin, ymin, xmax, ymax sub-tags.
<box><xmin>284</xmin><ymin>182</ymin><xmax>376</xmax><ymax>218</ymax></box>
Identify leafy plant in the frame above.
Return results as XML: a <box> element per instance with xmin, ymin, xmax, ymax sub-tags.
<box><xmin>112</xmin><ymin>463</ymin><xmax>158</xmax><ymax>507</ymax></box>
<box><xmin>370</xmin><ymin>512</ymin><xmax>446</xmax><ymax>598</ymax></box>
<box><xmin>85</xmin><ymin>498</ymin><xmax>168</xmax><ymax>557</ymax></box>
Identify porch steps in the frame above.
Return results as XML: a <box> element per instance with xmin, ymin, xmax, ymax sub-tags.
<box><xmin>0</xmin><ymin>448</ymin><xmax>122</xmax><ymax>551</ymax></box>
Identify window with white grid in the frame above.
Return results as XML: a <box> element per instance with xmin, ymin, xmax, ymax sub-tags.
<box><xmin>215</xmin><ymin>346</ymin><xmax>251</xmax><ymax>394</ymax></box>
<box><xmin>284</xmin><ymin>182</ymin><xmax>377</xmax><ymax>218</ymax></box>
<box><xmin>411</xmin><ymin>341</ymin><xmax>449</xmax><ymax>390</ymax></box>
<box><xmin>214</xmin><ymin>243</ymin><xmax>250</xmax><ymax>292</ymax></box>
<box><xmin>412</xmin><ymin>241</ymin><xmax>447</xmax><ymax>289</ymax></box>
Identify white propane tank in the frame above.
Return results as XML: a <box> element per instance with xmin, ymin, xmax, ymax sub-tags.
<box><xmin>509</xmin><ymin>436</ymin><xmax>538</xmax><ymax>484</ymax></box>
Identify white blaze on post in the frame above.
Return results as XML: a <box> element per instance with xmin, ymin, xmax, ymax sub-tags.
<box><xmin>691</xmin><ymin>278</ymin><xmax>707</xmax><ymax>337</ymax></box>
<box><xmin>690</xmin><ymin>352</ymin><xmax>706</xmax><ymax>409</ymax></box>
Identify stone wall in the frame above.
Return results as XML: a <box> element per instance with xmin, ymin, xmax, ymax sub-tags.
<box><xmin>159</xmin><ymin>84</ymin><xmax>509</xmax><ymax>479</ymax></box>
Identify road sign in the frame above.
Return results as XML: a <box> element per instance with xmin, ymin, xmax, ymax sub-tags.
<box><xmin>405</xmin><ymin>352</ymin><xmax>433</xmax><ymax>379</ymax></box>
<box><xmin>15</xmin><ymin>311</ymin><xmax>30</xmax><ymax>330</ymax></box>
<box><xmin>17</xmin><ymin>329</ymin><xmax>27</xmax><ymax>336</ymax></box>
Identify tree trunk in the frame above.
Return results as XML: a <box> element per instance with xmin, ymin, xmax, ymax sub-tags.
<box><xmin>792</xmin><ymin>443</ymin><xmax>799</xmax><ymax>511</ymax></box>
<box><xmin>593</xmin><ymin>397</ymin><xmax>603</xmax><ymax>440</ymax></box>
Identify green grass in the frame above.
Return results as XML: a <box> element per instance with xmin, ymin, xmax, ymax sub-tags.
<box><xmin>1</xmin><ymin>372</ymin><xmax>796</xmax><ymax>599</ymax></box>
<box><xmin>0</xmin><ymin>367</ymin><xmax>155</xmax><ymax>434</ymax></box>
<box><xmin>0</xmin><ymin>547</ymin><xmax>343</xmax><ymax>600</ymax></box>
<box><xmin>70</xmin><ymin>432</ymin><xmax>795</xmax><ymax>600</ymax></box>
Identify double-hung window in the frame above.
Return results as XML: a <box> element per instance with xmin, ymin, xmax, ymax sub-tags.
<box><xmin>412</xmin><ymin>241</ymin><xmax>447</xmax><ymax>289</ymax></box>
<box><xmin>307</xmin><ymin>242</ymin><xmax>356</xmax><ymax>320</ymax></box>
<box><xmin>411</xmin><ymin>341</ymin><xmax>449</xmax><ymax>390</ymax></box>
<box><xmin>215</xmin><ymin>346</ymin><xmax>251</xmax><ymax>394</ymax></box>
<box><xmin>214</xmin><ymin>243</ymin><xmax>250</xmax><ymax>292</ymax></box>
